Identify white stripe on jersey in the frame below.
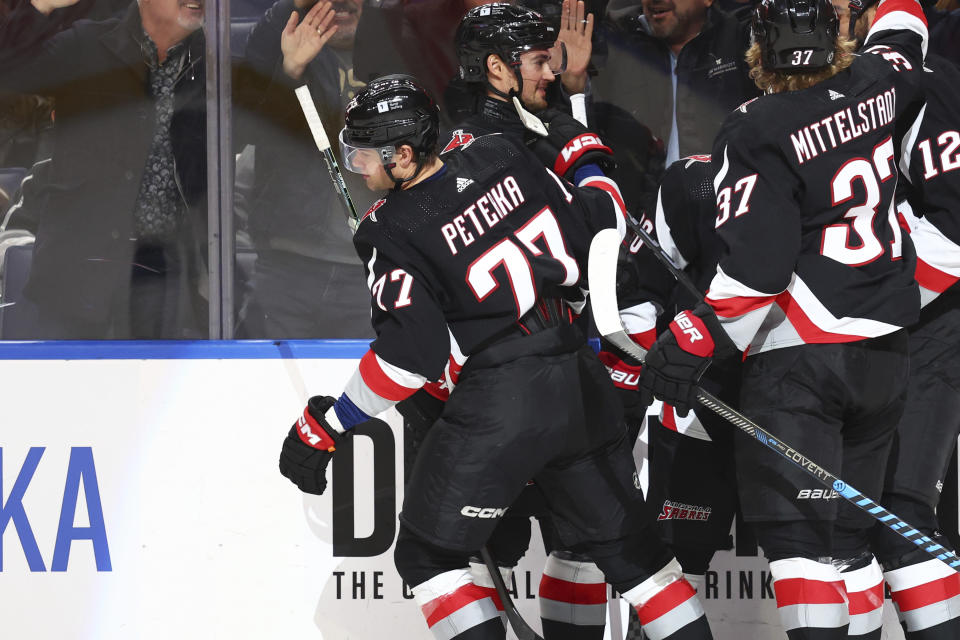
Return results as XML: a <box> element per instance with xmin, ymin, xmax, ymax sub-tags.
<box><xmin>899</xmin><ymin>102</ymin><xmax>927</xmax><ymax>182</ymax></box>
<box><xmin>709</xmin><ymin>267</ymin><xmax>904</xmax><ymax>353</ymax></box>
<box><xmin>654</xmin><ymin>189</ymin><xmax>690</xmax><ymax>270</ymax></box>
<box><xmin>706</xmin><ymin>265</ymin><xmax>777</xmax><ymax>352</ymax></box>
<box><xmin>713</xmin><ymin>146</ymin><xmax>730</xmax><ymax>195</ymax></box>
<box><xmin>867</xmin><ymin>1</ymin><xmax>929</xmax><ymax>58</ymax></box>
<box><xmin>579</xmin><ymin>174</ymin><xmax>627</xmax><ymax>239</ymax></box>
<box><xmin>912</xmin><ymin>214</ymin><xmax>960</xmax><ymax>303</ymax></box>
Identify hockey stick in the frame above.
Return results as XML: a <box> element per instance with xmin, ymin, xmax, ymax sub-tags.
<box><xmin>588</xmin><ymin>227</ymin><xmax>960</xmax><ymax>571</ymax></box>
<box><xmin>480</xmin><ymin>546</ymin><xmax>545</xmax><ymax>640</ymax></box>
<box><xmin>294</xmin><ymin>85</ymin><xmax>361</xmax><ymax>232</ymax></box>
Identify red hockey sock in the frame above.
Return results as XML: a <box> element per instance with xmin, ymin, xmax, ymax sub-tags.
<box><xmin>841</xmin><ymin>556</ymin><xmax>884</xmax><ymax>639</ymax></box>
<box><xmin>769</xmin><ymin>557</ymin><xmax>849</xmax><ymax>639</ymax></box>
<box><xmin>413</xmin><ymin>568</ymin><xmax>507</xmax><ymax>640</ymax></box>
<box><xmin>885</xmin><ymin>558</ymin><xmax>960</xmax><ymax>639</ymax></box>
<box><xmin>538</xmin><ymin>552</ymin><xmax>607</xmax><ymax>639</ymax></box>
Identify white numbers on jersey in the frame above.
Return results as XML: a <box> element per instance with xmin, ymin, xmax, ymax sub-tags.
<box><xmin>791</xmin><ymin>50</ymin><xmax>814</xmax><ymax>66</ymax></box>
<box><xmin>821</xmin><ymin>136</ymin><xmax>903</xmax><ymax>265</ymax></box>
<box><xmin>917</xmin><ymin>131</ymin><xmax>960</xmax><ymax>180</ymax></box>
<box><xmin>371</xmin><ymin>268</ymin><xmax>414</xmax><ymax>311</ymax></box>
<box><xmin>864</xmin><ymin>45</ymin><xmax>913</xmax><ymax>72</ymax></box>
<box><xmin>466</xmin><ymin>207</ymin><xmax>579</xmax><ymax>317</ymax></box>
<box><xmin>715</xmin><ymin>174</ymin><xmax>758</xmax><ymax>228</ymax></box>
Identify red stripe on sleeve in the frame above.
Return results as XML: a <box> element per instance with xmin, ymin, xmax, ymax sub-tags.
<box><xmin>637</xmin><ymin>579</ymin><xmax>697</xmax><ymax>625</ymax></box>
<box><xmin>847</xmin><ymin>583</ymin><xmax>885</xmax><ymax>615</ymax></box>
<box><xmin>358</xmin><ymin>350</ymin><xmax>419</xmax><ymax>402</ymax></box>
<box><xmin>773</xmin><ymin>578</ymin><xmax>847</xmax><ymax>607</ymax></box>
<box><xmin>915</xmin><ymin>258</ymin><xmax>959</xmax><ymax>293</ymax></box>
<box><xmin>582</xmin><ymin>176</ymin><xmax>627</xmax><ymax>221</ymax></box>
<box><xmin>421</xmin><ymin>583</ymin><xmax>494</xmax><ymax>628</ymax></box>
<box><xmin>890</xmin><ymin>574</ymin><xmax>960</xmax><ymax>612</ymax></box>
<box><xmin>874</xmin><ymin>0</ymin><xmax>928</xmax><ymax>26</ymax></box>
<box><xmin>539</xmin><ymin>574</ymin><xmax>608</xmax><ymax>605</ymax></box>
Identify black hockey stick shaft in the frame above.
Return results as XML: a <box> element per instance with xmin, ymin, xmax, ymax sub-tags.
<box><xmin>480</xmin><ymin>546</ymin><xmax>545</xmax><ymax>640</ymax></box>
<box><xmin>626</xmin><ymin>214</ymin><xmax>702</xmax><ymax>301</ymax></box>
<box><xmin>588</xmin><ymin>228</ymin><xmax>960</xmax><ymax>571</ymax></box>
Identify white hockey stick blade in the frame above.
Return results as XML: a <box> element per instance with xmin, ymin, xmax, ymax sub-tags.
<box><xmin>588</xmin><ymin>228</ymin><xmax>648</xmax><ymax>362</ymax></box>
<box><xmin>512</xmin><ymin>96</ymin><xmax>549</xmax><ymax>137</ymax></box>
<box><xmin>295</xmin><ymin>85</ymin><xmax>332</xmax><ymax>151</ymax></box>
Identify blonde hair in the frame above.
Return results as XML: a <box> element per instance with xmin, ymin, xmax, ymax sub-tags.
<box><xmin>745</xmin><ymin>37</ymin><xmax>858</xmax><ymax>94</ymax></box>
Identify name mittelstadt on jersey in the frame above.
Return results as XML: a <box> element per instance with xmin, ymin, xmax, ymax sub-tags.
<box><xmin>441</xmin><ymin>176</ymin><xmax>526</xmax><ymax>255</ymax></box>
<box><xmin>791</xmin><ymin>88</ymin><xmax>896</xmax><ymax>165</ymax></box>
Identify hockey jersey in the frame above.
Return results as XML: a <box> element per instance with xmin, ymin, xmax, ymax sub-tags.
<box><xmin>338</xmin><ymin>133</ymin><xmax>627</xmax><ymax>420</ymax></box>
<box><xmin>706</xmin><ymin>0</ymin><xmax>928</xmax><ymax>354</ymax></box>
<box><xmin>898</xmin><ymin>54</ymin><xmax>960</xmax><ymax>305</ymax></box>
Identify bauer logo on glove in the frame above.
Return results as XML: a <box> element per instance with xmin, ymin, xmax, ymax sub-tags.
<box><xmin>671</xmin><ymin>311</ymin><xmax>715</xmax><ymax>357</ymax></box>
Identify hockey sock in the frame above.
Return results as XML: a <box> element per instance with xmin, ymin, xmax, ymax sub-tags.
<box><xmin>468</xmin><ymin>560</ymin><xmax>509</xmax><ymax>628</ymax></box>
<box><xmin>621</xmin><ymin>558</ymin><xmax>712</xmax><ymax>640</ymax></box>
<box><xmin>884</xmin><ymin>556</ymin><xmax>960</xmax><ymax>639</ymax></box>
<box><xmin>837</xmin><ymin>555</ymin><xmax>883</xmax><ymax>639</ymax></box>
<box><xmin>412</xmin><ymin>568</ymin><xmax>507</xmax><ymax>640</ymax></box>
<box><xmin>683</xmin><ymin>573</ymin><xmax>705</xmax><ymax>595</ymax></box>
<box><xmin>769</xmin><ymin>557</ymin><xmax>849</xmax><ymax>639</ymax></box>
<box><xmin>538</xmin><ymin>551</ymin><xmax>607</xmax><ymax>640</ymax></box>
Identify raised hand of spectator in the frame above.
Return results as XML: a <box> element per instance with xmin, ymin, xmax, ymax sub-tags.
<box><xmin>29</xmin><ymin>0</ymin><xmax>81</xmax><ymax>16</ymax></box>
<box><xmin>557</xmin><ymin>0</ymin><xmax>593</xmax><ymax>94</ymax></box>
<box><xmin>281</xmin><ymin>0</ymin><xmax>338</xmax><ymax>80</ymax></box>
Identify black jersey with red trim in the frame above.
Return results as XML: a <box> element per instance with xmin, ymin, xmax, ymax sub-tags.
<box><xmin>341</xmin><ymin>133</ymin><xmax>626</xmax><ymax>419</ymax></box>
<box><xmin>899</xmin><ymin>54</ymin><xmax>960</xmax><ymax>303</ymax></box>
<box><xmin>705</xmin><ymin>0</ymin><xmax>928</xmax><ymax>354</ymax></box>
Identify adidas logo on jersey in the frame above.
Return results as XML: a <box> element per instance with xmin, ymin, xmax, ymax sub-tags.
<box><xmin>828</xmin><ymin>89</ymin><xmax>845</xmax><ymax>101</ymax></box>
<box><xmin>456</xmin><ymin>177</ymin><xmax>474</xmax><ymax>192</ymax></box>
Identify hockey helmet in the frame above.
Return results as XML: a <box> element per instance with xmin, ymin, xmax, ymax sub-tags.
<box><xmin>455</xmin><ymin>3</ymin><xmax>559</xmax><ymax>84</ymax></box>
<box><xmin>752</xmin><ymin>0</ymin><xmax>839</xmax><ymax>71</ymax></box>
<box><xmin>339</xmin><ymin>74</ymin><xmax>440</xmax><ymax>178</ymax></box>
<box><xmin>847</xmin><ymin>0</ymin><xmax>880</xmax><ymax>40</ymax></box>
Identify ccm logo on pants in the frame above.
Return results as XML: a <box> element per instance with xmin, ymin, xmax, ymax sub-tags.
<box><xmin>461</xmin><ymin>506</ymin><xmax>509</xmax><ymax>519</ymax></box>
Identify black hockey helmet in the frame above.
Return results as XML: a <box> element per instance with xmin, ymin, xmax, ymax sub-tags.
<box><xmin>847</xmin><ymin>0</ymin><xmax>879</xmax><ymax>40</ymax></box>
<box><xmin>752</xmin><ymin>0</ymin><xmax>839</xmax><ymax>71</ymax></box>
<box><xmin>340</xmin><ymin>74</ymin><xmax>440</xmax><ymax>186</ymax></box>
<box><xmin>455</xmin><ymin>3</ymin><xmax>558</xmax><ymax>85</ymax></box>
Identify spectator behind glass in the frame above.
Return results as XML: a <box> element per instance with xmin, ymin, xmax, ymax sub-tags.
<box><xmin>352</xmin><ymin>0</ymin><xmax>497</xmax><ymax>126</ymax></box>
<box><xmin>234</xmin><ymin>0</ymin><xmax>374</xmax><ymax>339</ymax></box>
<box><xmin>0</xmin><ymin>0</ymin><xmax>209</xmax><ymax>339</ymax></box>
<box><xmin>590</xmin><ymin>0</ymin><xmax>758</xmax><ymax>214</ymax></box>
<box><xmin>928</xmin><ymin>0</ymin><xmax>959</xmax><ymax>64</ymax></box>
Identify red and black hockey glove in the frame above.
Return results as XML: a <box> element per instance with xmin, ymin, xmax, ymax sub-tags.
<box><xmin>530</xmin><ymin>109</ymin><xmax>614</xmax><ymax>180</ymax></box>
<box><xmin>638</xmin><ymin>305</ymin><xmax>726</xmax><ymax>418</ymax></box>
<box><xmin>279</xmin><ymin>395</ymin><xmax>344</xmax><ymax>495</ymax></box>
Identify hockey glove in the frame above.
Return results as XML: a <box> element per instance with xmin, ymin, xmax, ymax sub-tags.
<box><xmin>638</xmin><ymin>305</ymin><xmax>724</xmax><ymax>417</ymax></box>
<box><xmin>279</xmin><ymin>395</ymin><xmax>344</xmax><ymax>495</ymax></box>
<box><xmin>530</xmin><ymin>109</ymin><xmax>614</xmax><ymax>180</ymax></box>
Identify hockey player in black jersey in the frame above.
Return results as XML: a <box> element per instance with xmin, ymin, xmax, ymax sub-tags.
<box><xmin>278</xmin><ymin>75</ymin><xmax>714</xmax><ymax>640</ymax></box>
<box><xmin>638</xmin><ymin>0</ymin><xmax>929</xmax><ymax>638</ymax></box>
<box><xmin>421</xmin><ymin>5</ymin><xmax>621</xmax><ymax>639</ymax></box>
<box><xmin>840</xmin><ymin>2</ymin><xmax>960</xmax><ymax>637</ymax></box>
<box><xmin>626</xmin><ymin>155</ymin><xmax>741</xmax><ymax>597</ymax></box>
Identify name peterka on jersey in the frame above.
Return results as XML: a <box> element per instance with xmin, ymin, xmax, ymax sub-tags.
<box><xmin>790</xmin><ymin>88</ymin><xmax>896</xmax><ymax>165</ymax></box>
<box><xmin>441</xmin><ymin>176</ymin><xmax>525</xmax><ymax>255</ymax></box>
